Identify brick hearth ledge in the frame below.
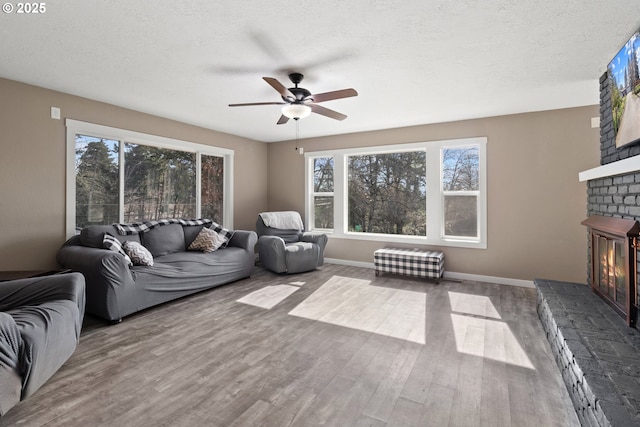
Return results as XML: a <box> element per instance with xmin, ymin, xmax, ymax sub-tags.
<box><xmin>535</xmin><ymin>279</ymin><xmax>640</xmax><ymax>427</ymax></box>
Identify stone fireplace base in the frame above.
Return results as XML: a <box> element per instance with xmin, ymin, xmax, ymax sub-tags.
<box><xmin>535</xmin><ymin>279</ymin><xmax>640</xmax><ymax>426</ymax></box>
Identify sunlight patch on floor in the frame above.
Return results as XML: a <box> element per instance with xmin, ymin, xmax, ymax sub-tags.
<box><xmin>448</xmin><ymin>291</ymin><xmax>502</xmax><ymax>319</ymax></box>
<box><xmin>288</xmin><ymin>275</ymin><xmax>427</xmax><ymax>344</ymax></box>
<box><xmin>237</xmin><ymin>283</ymin><xmax>303</xmax><ymax>309</ymax></box>
<box><xmin>449</xmin><ymin>313</ymin><xmax>535</xmax><ymax>370</ymax></box>
<box><xmin>289</xmin><ymin>281</ymin><xmax>305</xmax><ymax>287</ymax></box>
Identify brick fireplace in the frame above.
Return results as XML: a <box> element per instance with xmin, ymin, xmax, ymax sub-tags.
<box><xmin>584</xmin><ymin>73</ymin><xmax>640</xmax><ymax>311</ymax></box>
<box><xmin>534</xmin><ymin>71</ymin><xmax>640</xmax><ymax>426</ymax></box>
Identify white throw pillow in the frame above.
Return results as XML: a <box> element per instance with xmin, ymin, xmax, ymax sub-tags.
<box><xmin>123</xmin><ymin>241</ymin><xmax>154</xmax><ymax>266</ymax></box>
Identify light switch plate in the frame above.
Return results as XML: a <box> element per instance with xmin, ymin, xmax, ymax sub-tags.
<box><xmin>51</xmin><ymin>106</ymin><xmax>61</xmax><ymax>120</ymax></box>
<box><xmin>591</xmin><ymin>117</ymin><xmax>600</xmax><ymax>128</ymax></box>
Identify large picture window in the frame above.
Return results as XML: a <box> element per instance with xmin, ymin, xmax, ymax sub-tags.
<box><xmin>348</xmin><ymin>151</ymin><xmax>426</xmax><ymax>235</ymax></box>
<box><xmin>305</xmin><ymin>137</ymin><xmax>487</xmax><ymax>249</ymax></box>
<box><xmin>67</xmin><ymin>120</ymin><xmax>233</xmax><ymax>237</ymax></box>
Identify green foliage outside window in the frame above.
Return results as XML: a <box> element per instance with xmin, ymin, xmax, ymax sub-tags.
<box><xmin>124</xmin><ymin>143</ymin><xmax>196</xmax><ymax>222</ymax></box>
<box><xmin>75</xmin><ymin>135</ymin><xmax>224</xmax><ymax>228</ymax></box>
<box><xmin>75</xmin><ymin>136</ymin><xmax>119</xmax><ymax>228</ymax></box>
<box><xmin>348</xmin><ymin>151</ymin><xmax>426</xmax><ymax>235</ymax></box>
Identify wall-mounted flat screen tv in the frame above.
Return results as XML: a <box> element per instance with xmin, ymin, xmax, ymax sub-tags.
<box><xmin>608</xmin><ymin>29</ymin><xmax>640</xmax><ymax>148</ymax></box>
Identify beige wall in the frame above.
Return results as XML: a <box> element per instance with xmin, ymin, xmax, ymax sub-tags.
<box><xmin>0</xmin><ymin>78</ymin><xmax>268</xmax><ymax>270</ymax></box>
<box><xmin>267</xmin><ymin>106</ymin><xmax>601</xmax><ymax>283</ymax></box>
<box><xmin>0</xmin><ymin>75</ymin><xmax>600</xmax><ymax>282</ymax></box>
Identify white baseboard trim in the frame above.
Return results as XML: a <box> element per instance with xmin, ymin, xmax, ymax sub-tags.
<box><xmin>325</xmin><ymin>258</ymin><xmax>375</xmax><ymax>269</ymax></box>
<box><xmin>443</xmin><ymin>272</ymin><xmax>535</xmax><ymax>288</ymax></box>
<box><xmin>324</xmin><ymin>258</ymin><xmax>535</xmax><ymax>288</ymax></box>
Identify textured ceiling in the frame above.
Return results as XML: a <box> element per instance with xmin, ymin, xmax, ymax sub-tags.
<box><xmin>1</xmin><ymin>1</ymin><xmax>639</xmax><ymax>142</ymax></box>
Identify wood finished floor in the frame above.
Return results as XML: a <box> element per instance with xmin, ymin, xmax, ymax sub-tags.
<box><xmin>3</xmin><ymin>264</ymin><xmax>579</xmax><ymax>427</ymax></box>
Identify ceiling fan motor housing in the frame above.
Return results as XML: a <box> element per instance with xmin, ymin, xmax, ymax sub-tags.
<box><xmin>281</xmin><ymin>73</ymin><xmax>312</xmax><ymax>118</ymax></box>
<box><xmin>283</xmin><ymin>72</ymin><xmax>312</xmax><ymax>102</ymax></box>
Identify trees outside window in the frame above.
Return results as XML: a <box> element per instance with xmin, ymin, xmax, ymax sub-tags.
<box><xmin>348</xmin><ymin>152</ymin><xmax>426</xmax><ymax>235</ymax></box>
<box><xmin>201</xmin><ymin>154</ymin><xmax>225</xmax><ymax>221</ymax></box>
<box><xmin>123</xmin><ymin>144</ymin><xmax>197</xmax><ymax>222</ymax></box>
<box><xmin>75</xmin><ymin>136</ymin><xmax>119</xmax><ymax>229</ymax></box>
<box><xmin>442</xmin><ymin>146</ymin><xmax>479</xmax><ymax>238</ymax></box>
<box><xmin>311</xmin><ymin>157</ymin><xmax>334</xmax><ymax>229</ymax></box>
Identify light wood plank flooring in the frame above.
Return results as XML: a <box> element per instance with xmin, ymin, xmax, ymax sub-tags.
<box><xmin>3</xmin><ymin>264</ymin><xmax>579</xmax><ymax>426</ymax></box>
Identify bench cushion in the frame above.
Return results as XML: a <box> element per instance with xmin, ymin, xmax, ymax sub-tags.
<box><xmin>374</xmin><ymin>248</ymin><xmax>444</xmax><ymax>279</ymax></box>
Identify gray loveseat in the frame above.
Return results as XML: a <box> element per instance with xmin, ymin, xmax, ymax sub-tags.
<box><xmin>0</xmin><ymin>273</ymin><xmax>85</xmax><ymax>416</ymax></box>
<box><xmin>57</xmin><ymin>222</ymin><xmax>257</xmax><ymax>322</ymax></box>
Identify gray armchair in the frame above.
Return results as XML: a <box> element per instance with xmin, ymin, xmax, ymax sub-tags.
<box><xmin>256</xmin><ymin>211</ymin><xmax>328</xmax><ymax>274</ymax></box>
<box><xmin>0</xmin><ymin>273</ymin><xmax>85</xmax><ymax>416</ymax></box>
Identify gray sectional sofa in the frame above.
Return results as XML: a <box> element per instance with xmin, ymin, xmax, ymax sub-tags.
<box><xmin>0</xmin><ymin>273</ymin><xmax>85</xmax><ymax>416</ymax></box>
<box><xmin>57</xmin><ymin>222</ymin><xmax>257</xmax><ymax>322</ymax></box>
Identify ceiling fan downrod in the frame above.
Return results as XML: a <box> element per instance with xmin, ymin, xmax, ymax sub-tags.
<box><xmin>288</xmin><ymin>72</ymin><xmax>304</xmax><ymax>87</ymax></box>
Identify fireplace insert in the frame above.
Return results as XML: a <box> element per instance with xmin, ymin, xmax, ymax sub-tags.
<box><xmin>582</xmin><ymin>215</ymin><xmax>639</xmax><ymax>327</ymax></box>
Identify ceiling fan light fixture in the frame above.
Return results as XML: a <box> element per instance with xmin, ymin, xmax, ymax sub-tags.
<box><xmin>282</xmin><ymin>103</ymin><xmax>312</xmax><ymax>120</ymax></box>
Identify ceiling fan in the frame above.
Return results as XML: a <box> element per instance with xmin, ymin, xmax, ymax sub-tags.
<box><xmin>228</xmin><ymin>72</ymin><xmax>358</xmax><ymax>125</ymax></box>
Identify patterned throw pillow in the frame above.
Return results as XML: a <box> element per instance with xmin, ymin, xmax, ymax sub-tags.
<box><xmin>210</xmin><ymin>222</ymin><xmax>234</xmax><ymax>248</ymax></box>
<box><xmin>123</xmin><ymin>241</ymin><xmax>154</xmax><ymax>266</ymax></box>
<box><xmin>188</xmin><ymin>227</ymin><xmax>227</xmax><ymax>253</ymax></box>
<box><xmin>103</xmin><ymin>233</ymin><xmax>133</xmax><ymax>266</ymax></box>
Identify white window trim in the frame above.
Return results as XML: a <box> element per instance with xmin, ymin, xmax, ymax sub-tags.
<box><xmin>65</xmin><ymin>119</ymin><xmax>234</xmax><ymax>238</ymax></box>
<box><xmin>304</xmin><ymin>137</ymin><xmax>487</xmax><ymax>249</ymax></box>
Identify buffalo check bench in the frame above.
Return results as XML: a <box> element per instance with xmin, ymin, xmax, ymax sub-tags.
<box><xmin>374</xmin><ymin>248</ymin><xmax>444</xmax><ymax>283</ymax></box>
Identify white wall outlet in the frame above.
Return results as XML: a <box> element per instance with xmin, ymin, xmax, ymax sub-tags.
<box><xmin>591</xmin><ymin>117</ymin><xmax>600</xmax><ymax>128</ymax></box>
<box><xmin>51</xmin><ymin>106</ymin><xmax>61</xmax><ymax>120</ymax></box>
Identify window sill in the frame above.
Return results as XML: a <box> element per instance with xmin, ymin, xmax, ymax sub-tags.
<box><xmin>315</xmin><ymin>230</ymin><xmax>486</xmax><ymax>249</ymax></box>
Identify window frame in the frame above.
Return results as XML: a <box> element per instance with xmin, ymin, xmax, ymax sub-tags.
<box><xmin>304</xmin><ymin>137</ymin><xmax>487</xmax><ymax>249</ymax></box>
<box><xmin>440</xmin><ymin>144</ymin><xmax>482</xmax><ymax>242</ymax></box>
<box><xmin>309</xmin><ymin>156</ymin><xmax>335</xmax><ymax>231</ymax></box>
<box><xmin>65</xmin><ymin>119</ymin><xmax>234</xmax><ymax>238</ymax></box>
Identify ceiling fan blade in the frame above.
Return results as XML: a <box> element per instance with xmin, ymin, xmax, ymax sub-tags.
<box><xmin>277</xmin><ymin>115</ymin><xmax>290</xmax><ymax>125</ymax></box>
<box><xmin>263</xmin><ymin>77</ymin><xmax>295</xmax><ymax>100</ymax></box>
<box><xmin>228</xmin><ymin>102</ymin><xmax>286</xmax><ymax>107</ymax></box>
<box><xmin>309</xmin><ymin>88</ymin><xmax>358</xmax><ymax>103</ymax></box>
<box><xmin>310</xmin><ymin>104</ymin><xmax>347</xmax><ymax>121</ymax></box>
